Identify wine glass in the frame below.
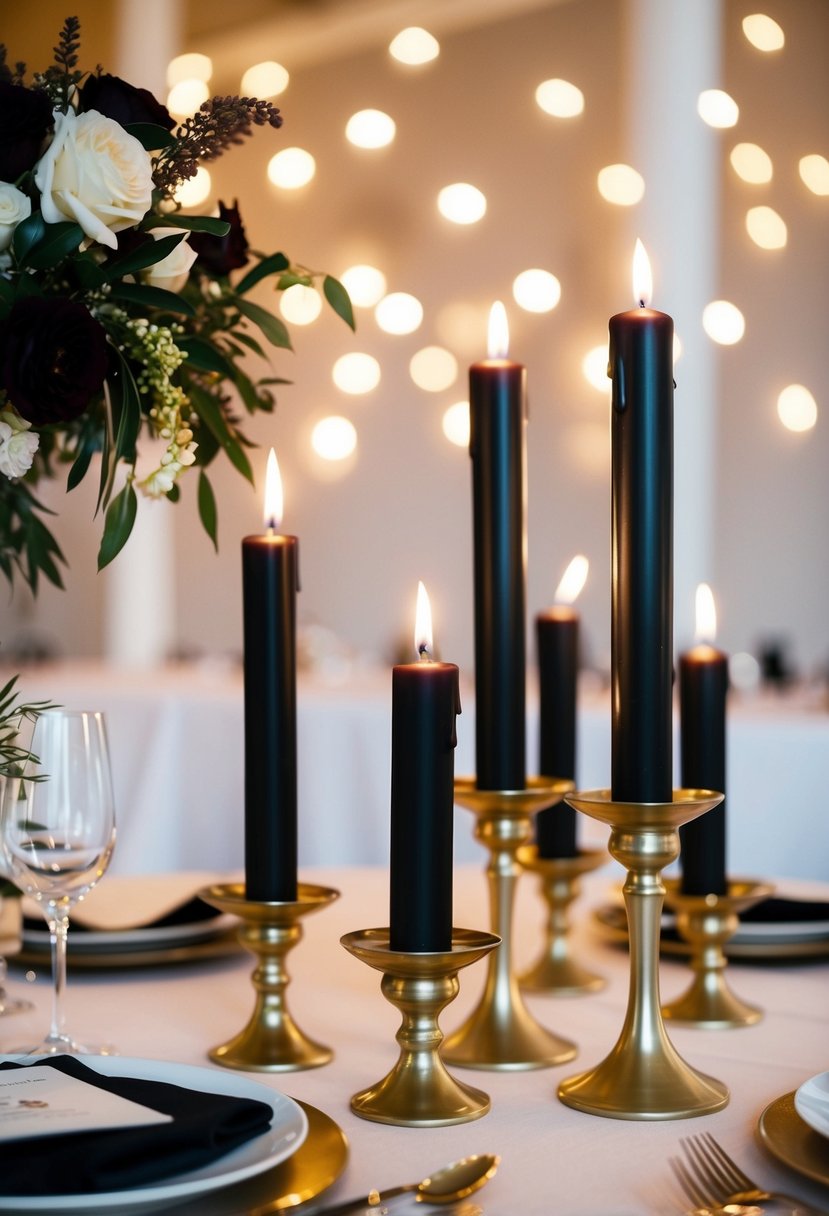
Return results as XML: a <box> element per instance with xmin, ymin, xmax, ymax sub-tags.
<box><xmin>0</xmin><ymin>709</ymin><xmax>116</xmax><ymax>1054</ymax></box>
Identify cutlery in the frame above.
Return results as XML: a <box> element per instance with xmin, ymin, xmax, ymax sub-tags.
<box><xmin>671</xmin><ymin>1132</ymin><xmax>826</xmax><ymax>1216</ymax></box>
<box><xmin>303</xmin><ymin>1153</ymin><xmax>499</xmax><ymax>1215</ymax></box>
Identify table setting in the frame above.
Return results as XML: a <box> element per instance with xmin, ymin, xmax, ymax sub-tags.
<box><xmin>0</xmin><ymin>21</ymin><xmax>826</xmax><ymax>1212</ymax></box>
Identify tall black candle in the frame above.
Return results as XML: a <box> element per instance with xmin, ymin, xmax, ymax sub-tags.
<box><xmin>535</xmin><ymin>556</ymin><xmax>588</xmax><ymax>858</ymax></box>
<box><xmin>609</xmin><ymin>242</ymin><xmax>674</xmax><ymax>804</ymax></box>
<box><xmin>679</xmin><ymin>584</ymin><xmax>728</xmax><ymax>895</ymax></box>
<box><xmin>389</xmin><ymin>583</ymin><xmax>461</xmax><ymax>953</ymax></box>
<box><xmin>242</xmin><ymin>450</ymin><xmax>298</xmax><ymax>902</ymax></box>
<box><xmin>469</xmin><ymin>302</ymin><xmax>527</xmax><ymax>791</ymax></box>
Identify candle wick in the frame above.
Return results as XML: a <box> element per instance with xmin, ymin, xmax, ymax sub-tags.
<box><xmin>266</xmin><ymin>517</ymin><xmax>277</xmax><ymax>536</ymax></box>
<box><xmin>638</xmin><ymin>299</ymin><xmax>646</xmax><ymax>309</ymax></box>
<box><xmin>418</xmin><ymin>643</ymin><xmax>432</xmax><ymax>661</ymax></box>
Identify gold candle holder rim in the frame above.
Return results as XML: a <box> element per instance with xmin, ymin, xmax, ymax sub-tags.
<box><xmin>454</xmin><ymin>774</ymin><xmax>574</xmax><ymax>816</ymax></box>
<box><xmin>341</xmin><ymin>927</ymin><xmax>501</xmax><ymax>975</ymax></box>
<box><xmin>565</xmin><ymin>788</ymin><xmax>723</xmax><ymax>831</ymax></box>
<box><xmin>200</xmin><ymin>880</ymin><xmax>340</xmax><ymax>922</ymax></box>
<box><xmin>664</xmin><ymin>876</ymin><xmax>775</xmax><ymax>914</ymax></box>
<box><xmin>516</xmin><ymin>844</ymin><xmax>608</xmax><ymax>877</ymax></box>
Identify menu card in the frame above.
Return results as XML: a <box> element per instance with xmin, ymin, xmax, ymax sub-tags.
<box><xmin>0</xmin><ymin>1066</ymin><xmax>172</xmax><ymax>1141</ymax></box>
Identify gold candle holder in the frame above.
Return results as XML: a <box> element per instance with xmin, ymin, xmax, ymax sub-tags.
<box><xmin>340</xmin><ymin>927</ymin><xmax>500</xmax><ymax>1127</ymax></box>
<box><xmin>661</xmin><ymin>877</ymin><xmax>774</xmax><ymax>1029</ymax></box>
<box><xmin>517</xmin><ymin>846</ymin><xmax>607</xmax><ymax>995</ymax></box>
<box><xmin>557</xmin><ymin>790</ymin><xmax>730</xmax><ymax>1120</ymax></box>
<box><xmin>442</xmin><ymin>776</ymin><xmax>578</xmax><ymax>1071</ymax></box>
<box><xmin>199</xmin><ymin>881</ymin><xmax>338</xmax><ymax>1072</ymax></box>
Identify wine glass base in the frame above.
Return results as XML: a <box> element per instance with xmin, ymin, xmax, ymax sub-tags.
<box><xmin>8</xmin><ymin>1035</ymin><xmax>117</xmax><ymax>1057</ymax></box>
<box><xmin>0</xmin><ymin>994</ymin><xmax>33</xmax><ymax>1017</ymax></box>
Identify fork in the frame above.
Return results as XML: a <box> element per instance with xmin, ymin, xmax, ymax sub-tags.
<box><xmin>670</xmin><ymin>1132</ymin><xmax>827</xmax><ymax>1216</ymax></box>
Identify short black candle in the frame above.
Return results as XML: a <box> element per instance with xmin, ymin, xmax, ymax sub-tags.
<box><xmin>679</xmin><ymin>604</ymin><xmax>728</xmax><ymax>895</ymax></box>
<box><xmin>242</xmin><ymin>452</ymin><xmax>299</xmax><ymax>903</ymax></box>
<box><xmin>469</xmin><ymin>303</ymin><xmax>527</xmax><ymax>792</ymax></box>
<box><xmin>609</xmin><ymin>244</ymin><xmax>674</xmax><ymax>805</ymax></box>
<box><xmin>389</xmin><ymin>586</ymin><xmax>461</xmax><ymax>952</ymax></box>
<box><xmin>535</xmin><ymin>607</ymin><xmax>579</xmax><ymax>858</ymax></box>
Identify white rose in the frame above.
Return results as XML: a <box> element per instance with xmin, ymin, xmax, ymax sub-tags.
<box><xmin>0</xmin><ymin>415</ymin><xmax>39</xmax><ymax>479</ymax></box>
<box><xmin>34</xmin><ymin>108</ymin><xmax>153</xmax><ymax>250</ymax></box>
<box><xmin>141</xmin><ymin>229</ymin><xmax>197</xmax><ymax>294</ymax></box>
<box><xmin>0</xmin><ymin>183</ymin><xmax>32</xmax><ymax>252</ymax></box>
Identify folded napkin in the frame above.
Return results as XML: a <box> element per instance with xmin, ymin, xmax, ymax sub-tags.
<box><xmin>0</xmin><ymin>1055</ymin><xmax>273</xmax><ymax>1196</ymax></box>
<box><xmin>22</xmin><ymin>894</ymin><xmax>220</xmax><ymax>935</ymax></box>
<box><xmin>739</xmin><ymin>896</ymin><xmax>829</xmax><ymax>925</ymax></box>
<box><xmin>19</xmin><ymin>872</ymin><xmax>232</xmax><ymax>935</ymax></box>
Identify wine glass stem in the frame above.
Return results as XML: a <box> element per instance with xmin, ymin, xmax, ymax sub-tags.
<box><xmin>48</xmin><ymin>908</ymin><xmax>70</xmax><ymax>1042</ymax></box>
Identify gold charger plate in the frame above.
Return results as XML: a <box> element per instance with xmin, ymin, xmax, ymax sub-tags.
<box><xmin>11</xmin><ymin>930</ymin><xmax>242</xmax><ymax>971</ymax></box>
<box><xmin>154</xmin><ymin>1100</ymin><xmax>349</xmax><ymax>1215</ymax></box>
<box><xmin>758</xmin><ymin>1090</ymin><xmax>829</xmax><ymax>1189</ymax></box>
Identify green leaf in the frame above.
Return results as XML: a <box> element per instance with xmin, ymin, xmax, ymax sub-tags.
<box><xmin>178</xmin><ymin>336</ymin><xmax>235</xmax><ymax>376</ymax></box>
<box><xmin>227</xmin><ymin>330</ymin><xmax>267</xmax><ymax>360</ymax></box>
<box><xmin>66</xmin><ymin>435</ymin><xmax>96</xmax><ymax>491</ymax></box>
<box><xmin>24</xmin><ymin>221</ymin><xmax>84</xmax><ymax>270</ymax></box>
<box><xmin>0</xmin><ymin>278</ymin><xmax>14</xmax><ymax>319</ymax></box>
<box><xmin>147</xmin><ymin>214</ymin><xmax>231</xmax><ymax>236</ymax></box>
<box><xmin>234</xmin><ymin>251</ymin><xmax>290</xmax><ymax>296</ymax></box>
<box><xmin>323</xmin><ymin>275</ymin><xmax>355</xmax><ymax>331</ymax></box>
<box><xmin>12</xmin><ymin>212</ymin><xmax>46</xmax><ymax>263</ymax></box>
<box><xmin>276</xmin><ymin>272</ymin><xmax>311</xmax><ymax>290</ymax></box>
<box><xmin>198</xmin><ymin>471</ymin><xmax>218</xmax><ymax>551</ymax></box>
<box><xmin>234</xmin><ymin>298</ymin><xmax>292</xmax><ymax>350</ymax></box>
<box><xmin>187</xmin><ymin>384</ymin><xmax>254</xmax><ymax>484</ymax></box>
<box><xmin>73</xmin><ymin>253</ymin><xmax>107</xmax><ymax>290</ymax></box>
<box><xmin>110</xmin><ymin>354</ymin><xmax>142</xmax><ymax>466</ymax></box>
<box><xmin>125</xmin><ymin>122</ymin><xmax>177</xmax><ymax>150</ymax></box>
<box><xmin>97</xmin><ymin>481</ymin><xmax>137</xmax><ymax>571</ymax></box>
<box><xmin>102</xmin><ymin>233</ymin><xmax>185</xmax><ymax>281</ymax></box>
<box><xmin>109</xmin><ymin>282</ymin><xmax>196</xmax><ymax>316</ymax></box>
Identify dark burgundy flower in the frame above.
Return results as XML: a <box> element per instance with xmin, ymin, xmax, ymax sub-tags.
<box><xmin>0</xmin><ymin>297</ymin><xmax>109</xmax><ymax>426</ymax></box>
<box><xmin>190</xmin><ymin>200</ymin><xmax>249</xmax><ymax>276</ymax></box>
<box><xmin>0</xmin><ymin>82</ymin><xmax>54</xmax><ymax>182</ymax></box>
<box><xmin>78</xmin><ymin>73</ymin><xmax>175</xmax><ymax>135</ymax></box>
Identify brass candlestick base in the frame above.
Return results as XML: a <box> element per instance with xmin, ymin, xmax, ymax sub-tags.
<box><xmin>340</xmin><ymin>927</ymin><xmax>500</xmax><ymax>1127</ymax></box>
<box><xmin>557</xmin><ymin>790</ymin><xmax>730</xmax><ymax>1120</ymax></box>
<box><xmin>661</xmin><ymin>878</ymin><xmax>774</xmax><ymax>1029</ymax></box>
<box><xmin>517</xmin><ymin>846</ymin><xmax>607</xmax><ymax>995</ymax></box>
<box><xmin>199</xmin><ymin>881</ymin><xmax>338</xmax><ymax>1072</ymax></box>
<box><xmin>442</xmin><ymin>777</ymin><xmax>578</xmax><ymax>1071</ymax></box>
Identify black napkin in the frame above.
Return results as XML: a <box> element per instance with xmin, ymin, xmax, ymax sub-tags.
<box><xmin>739</xmin><ymin>897</ymin><xmax>829</xmax><ymax>925</ymax></box>
<box><xmin>22</xmin><ymin>894</ymin><xmax>222</xmax><ymax>935</ymax></box>
<box><xmin>0</xmin><ymin>1055</ymin><xmax>274</xmax><ymax>1196</ymax></box>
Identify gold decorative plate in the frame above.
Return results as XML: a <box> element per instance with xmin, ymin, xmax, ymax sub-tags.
<box><xmin>162</xmin><ymin>1100</ymin><xmax>349</xmax><ymax>1214</ymax></box>
<box><xmin>758</xmin><ymin>1091</ymin><xmax>829</xmax><ymax>1189</ymax></box>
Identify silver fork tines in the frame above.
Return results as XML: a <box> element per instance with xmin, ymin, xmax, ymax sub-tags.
<box><xmin>670</xmin><ymin>1131</ymin><xmax>827</xmax><ymax>1216</ymax></box>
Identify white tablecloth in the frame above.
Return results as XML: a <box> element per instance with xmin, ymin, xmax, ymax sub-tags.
<box><xmin>2</xmin><ymin>866</ymin><xmax>827</xmax><ymax>1215</ymax></box>
<box><xmin>10</xmin><ymin>661</ymin><xmax>829</xmax><ymax>882</ymax></box>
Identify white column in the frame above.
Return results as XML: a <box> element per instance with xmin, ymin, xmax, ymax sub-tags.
<box><xmin>624</xmin><ymin>0</ymin><xmax>722</xmax><ymax>648</ymax></box>
<box><xmin>104</xmin><ymin>1</ymin><xmax>184</xmax><ymax>667</ymax></box>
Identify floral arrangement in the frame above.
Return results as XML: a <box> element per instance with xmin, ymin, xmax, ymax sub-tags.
<box><xmin>0</xmin><ymin>17</ymin><xmax>353</xmax><ymax>592</ymax></box>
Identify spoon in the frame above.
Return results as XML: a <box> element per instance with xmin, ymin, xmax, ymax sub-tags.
<box><xmin>309</xmin><ymin>1153</ymin><xmax>500</xmax><ymax>1215</ymax></box>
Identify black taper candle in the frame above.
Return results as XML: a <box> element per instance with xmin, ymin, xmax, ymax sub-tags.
<box><xmin>469</xmin><ymin>303</ymin><xmax>527</xmax><ymax>791</ymax></box>
<box><xmin>242</xmin><ymin>453</ymin><xmax>299</xmax><ymax>902</ymax></box>
<box><xmin>389</xmin><ymin>586</ymin><xmax>461</xmax><ymax>952</ymax></box>
<box><xmin>535</xmin><ymin>608</ymin><xmax>579</xmax><ymax>857</ymax></box>
<box><xmin>679</xmin><ymin>641</ymin><xmax>728</xmax><ymax>894</ymax></box>
<box><xmin>609</xmin><ymin>245</ymin><xmax>674</xmax><ymax>804</ymax></box>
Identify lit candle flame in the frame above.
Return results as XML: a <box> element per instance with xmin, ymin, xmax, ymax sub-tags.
<box><xmin>264</xmin><ymin>448</ymin><xmax>284</xmax><ymax>531</ymax></box>
<box><xmin>415</xmin><ymin>580</ymin><xmax>433</xmax><ymax>660</ymax></box>
<box><xmin>694</xmin><ymin>582</ymin><xmax>717</xmax><ymax>643</ymax></box>
<box><xmin>632</xmin><ymin>238</ymin><xmax>653</xmax><ymax>308</ymax></box>
<box><xmin>554</xmin><ymin>554</ymin><xmax>589</xmax><ymax>605</ymax></box>
<box><xmin>487</xmin><ymin>300</ymin><xmax>509</xmax><ymax>358</ymax></box>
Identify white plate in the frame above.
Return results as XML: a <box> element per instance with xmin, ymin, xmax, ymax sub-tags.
<box><xmin>0</xmin><ymin>1056</ymin><xmax>308</xmax><ymax>1212</ymax></box>
<box><xmin>794</xmin><ymin>1070</ymin><xmax>829</xmax><ymax>1140</ymax></box>
<box><xmin>22</xmin><ymin>915</ymin><xmax>237</xmax><ymax>953</ymax></box>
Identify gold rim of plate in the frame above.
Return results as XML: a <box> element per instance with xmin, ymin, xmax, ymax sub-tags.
<box><xmin>758</xmin><ymin>1091</ymin><xmax>829</xmax><ymax>1188</ymax></box>
<box><xmin>167</xmin><ymin>1099</ymin><xmax>349</xmax><ymax>1215</ymax></box>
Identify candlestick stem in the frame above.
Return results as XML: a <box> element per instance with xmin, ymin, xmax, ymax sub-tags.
<box><xmin>661</xmin><ymin>878</ymin><xmax>773</xmax><ymax>1028</ymax></box>
<box><xmin>517</xmin><ymin>847</ymin><xmax>607</xmax><ymax>995</ymax></box>
<box><xmin>341</xmin><ymin>928</ymin><xmax>499</xmax><ymax>1126</ymax></box>
<box><xmin>557</xmin><ymin>790</ymin><xmax>729</xmax><ymax>1119</ymax></box>
<box><xmin>442</xmin><ymin>777</ymin><xmax>577</xmax><ymax>1070</ymax></box>
<box><xmin>199</xmin><ymin>882</ymin><xmax>338</xmax><ymax>1072</ymax></box>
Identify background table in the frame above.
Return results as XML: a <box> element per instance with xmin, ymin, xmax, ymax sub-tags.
<box><xmin>3</xmin><ymin>866</ymin><xmax>827</xmax><ymax>1215</ymax></box>
<box><xmin>9</xmin><ymin>660</ymin><xmax>829</xmax><ymax>881</ymax></box>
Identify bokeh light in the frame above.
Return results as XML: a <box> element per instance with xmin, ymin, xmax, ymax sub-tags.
<box><xmin>174</xmin><ymin>166</ymin><xmax>211</xmax><ymax>208</ymax></box>
<box><xmin>167</xmin><ymin>79</ymin><xmax>209</xmax><ymax>117</ymax></box>
<box><xmin>442</xmin><ymin>401</ymin><xmax>470</xmax><ymax>447</ymax></box>
<box><xmin>167</xmin><ymin>53</ymin><xmax>212</xmax><ymax>87</ymax></box>
<box><xmin>241</xmin><ymin>61</ymin><xmax>289</xmax><ymax>98</ymax></box>
<box><xmin>730</xmin><ymin>142</ymin><xmax>773</xmax><ymax>184</ymax></box>
<box><xmin>777</xmin><ymin>385</ymin><xmax>817</xmax><ymax>433</ymax></box>
<box><xmin>597</xmin><ymin>164</ymin><xmax>645</xmax><ymax>206</ymax></box>
<box><xmin>535</xmin><ymin>79</ymin><xmax>584</xmax><ymax>118</ymax></box>
<box><xmin>375</xmin><ymin>292</ymin><xmax>423</xmax><ymax>335</ymax></box>
<box><xmin>340</xmin><ymin>265</ymin><xmax>387</xmax><ymax>308</ymax></box>
<box><xmin>267</xmin><ymin>148</ymin><xmax>316</xmax><ymax>189</ymax></box>
<box><xmin>512</xmin><ymin>269</ymin><xmax>561</xmax><ymax>313</ymax></box>
<box><xmin>437</xmin><ymin>183</ymin><xmax>487</xmax><ymax>224</ymax></box>
<box><xmin>746</xmin><ymin>205</ymin><xmax>787</xmax><ymax>249</ymax></box>
<box><xmin>410</xmin><ymin>346</ymin><xmax>458</xmax><ymax>392</ymax></box>
<box><xmin>389</xmin><ymin>27</ymin><xmax>439</xmax><ymax>65</ymax></box>
<box><xmin>742</xmin><ymin>13</ymin><xmax>785</xmax><ymax>51</ymax></box>
<box><xmin>582</xmin><ymin>345</ymin><xmax>609</xmax><ymax>392</ymax></box>
<box><xmin>703</xmin><ymin>300</ymin><xmax>745</xmax><ymax>345</ymax></box>
<box><xmin>332</xmin><ymin>352</ymin><xmax>381</xmax><ymax>394</ymax></box>
<box><xmin>279</xmin><ymin>284</ymin><xmax>323</xmax><ymax>325</ymax></box>
<box><xmin>697</xmin><ymin>89</ymin><xmax>739</xmax><ymax>128</ymax></box>
<box><xmin>345</xmin><ymin>109</ymin><xmax>396</xmax><ymax>149</ymax></box>
<box><xmin>311</xmin><ymin>416</ymin><xmax>357</xmax><ymax>461</ymax></box>
<box><xmin>799</xmin><ymin>154</ymin><xmax>829</xmax><ymax>196</ymax></box>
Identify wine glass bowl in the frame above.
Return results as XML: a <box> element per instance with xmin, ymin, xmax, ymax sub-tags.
<box><xmin>0</xmin><ymin>709</ymin><xmax>116</xmax><ymax>1055</ymax></box>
